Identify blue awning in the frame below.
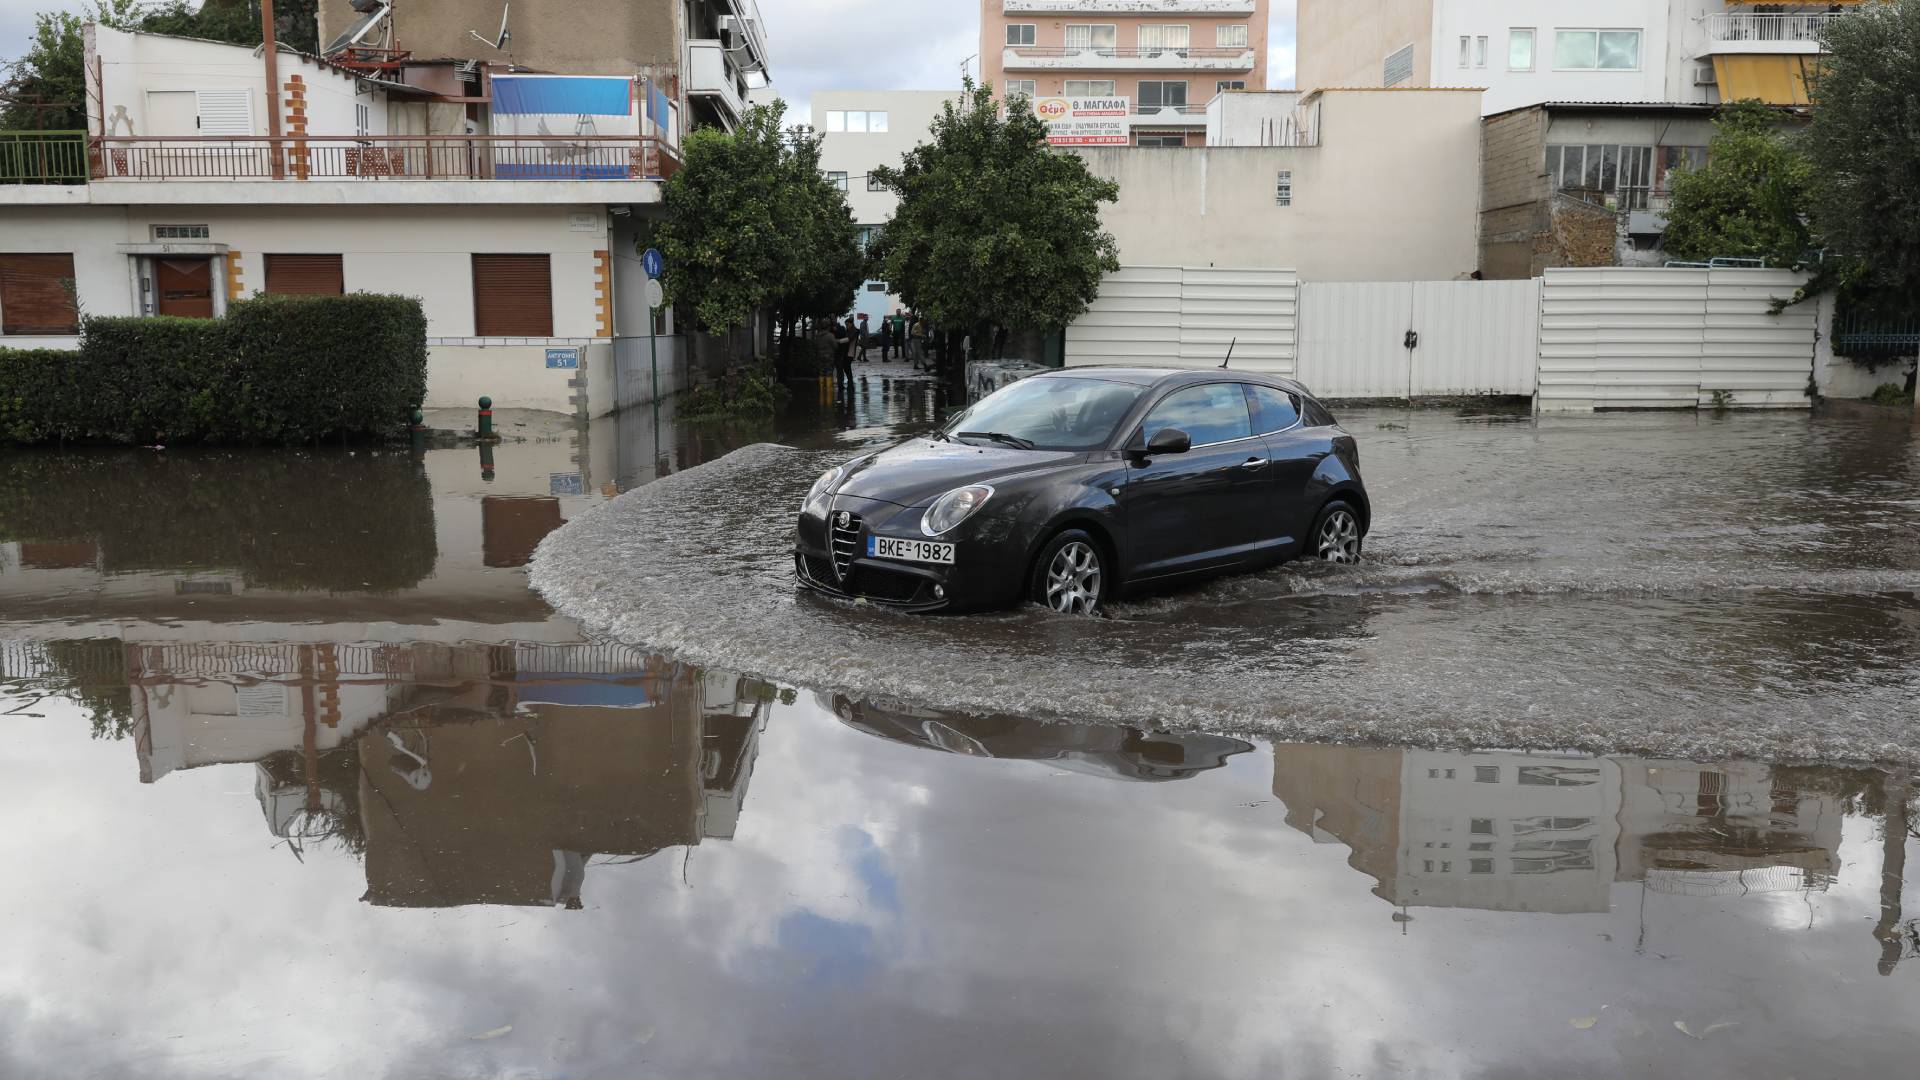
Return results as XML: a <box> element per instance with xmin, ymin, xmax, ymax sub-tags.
<box><xmin>493</xmin><ymin>75</ymin><xmax>631</xmax><ymax>116</ymax></box>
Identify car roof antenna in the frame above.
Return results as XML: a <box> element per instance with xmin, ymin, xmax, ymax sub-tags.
<box><xmin>1220</xmin><ymin>337</ymin><xmax>1236</xmax><ymax>369</ymax></box>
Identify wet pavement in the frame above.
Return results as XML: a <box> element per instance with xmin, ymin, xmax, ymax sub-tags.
<box><xmin>2</xmin><ymin>367</ymin><xmax>1917</xmax><ymax>1078</ymax></box>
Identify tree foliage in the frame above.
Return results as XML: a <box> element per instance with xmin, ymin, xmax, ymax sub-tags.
<box><xmin>869</xmin><ymin>79</ymin><xmax>1120</xmax><ymax>342</ymax></box>
<box><xmin>1</xmin><ymin>1</ymin><xmax>316</xmax><ymax>130</ymax></box>
<box><xmin>1804</xmin><ymin>1</ymin><xmax>1920</xmax><ymax>323</ymax></box>
<box><xmin>655</xmin><ymin>100</ymin><xmax>864</xmax><ymax>343</ymax></box>
<box><xmin>1660</xmin><ymin>100</ymin><xmax>1814</xmax><ymax>266</ymax></box>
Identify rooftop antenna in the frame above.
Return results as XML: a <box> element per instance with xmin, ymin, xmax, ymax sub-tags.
<box><xmin>1220</xmin><ymin>337</ymin><xmax>1237</xmax><ymax>369</ymax></box>
<box><xmin>469</xmin><ymin>1</ymin><xmax>511</xmax><ymax>51</ymax></box>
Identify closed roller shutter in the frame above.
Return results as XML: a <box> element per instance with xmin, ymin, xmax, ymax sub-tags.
<box><xmin>0</xmin><ymin>253</ymin><xmax>81</xmax><ymax>335</ymax></box>
<box><xmin>264</xmin><ymin>254</ymin><xmax>345</xmax><ymax>295</ymax></box>
<box><xmin>472</xmin><ymin>254</ymin><xmax>553</xmax><ymax>336</ymax></box>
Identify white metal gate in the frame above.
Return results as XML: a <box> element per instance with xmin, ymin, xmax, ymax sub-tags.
<box><xmin>1296</xmin><ymin>280</ymin><xmax>1540</xmax><ymax>398</ymax></box>
<box><xmin>1065</xmin><ymin>265</ymin><xmax>1298</xmax><ymax>375</ymax></box>
<box><xmin>1538</xmin><ymin>267</ymin><xmax>1813</xmax><ymax>411</ymax></box>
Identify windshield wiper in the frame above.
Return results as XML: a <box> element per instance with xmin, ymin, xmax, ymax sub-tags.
<box><xmin>957</xmin><ymin>431</ymin><xmax>1037</xmax><ymax>450</ymax></box>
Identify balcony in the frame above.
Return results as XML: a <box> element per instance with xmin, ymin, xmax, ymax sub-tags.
<box><xmin>1002</xmin><ymin>46</ymin><xmax>1256</xmax><ymax>72</ymax></box>
<box><xmin>1132</xmin><ymin>104</ymin><xmax>1208</xmax><ymax>125</ymax></box>
<box><xmin>88</xmin><ymin>135</ymin><xmax>679</xmax><ymax>183</ymax></box>
<box><xmin>1</xmin><ymin>131</ymin><xmax>86</xmax><ymax>185</ymax></box>
<box><xmin>1003</xmin><ymin>0</ymin><xmax>1255</xmax><ymax>12</ymax></box>
<box><xmin>688</xmin><ymin>39</ymin><xmax>748</xmax><ymax>124</ymax></box>
<box><xmin>1702</xmin><ymin>13</ymin><xmax>1840</xmax><ymax>54</ymax></box>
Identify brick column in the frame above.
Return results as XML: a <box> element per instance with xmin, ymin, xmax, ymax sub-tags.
<box><xmin>284</xmin><ymin>74</ymin><xmax>309</xmax><ymax>180</ymax></box>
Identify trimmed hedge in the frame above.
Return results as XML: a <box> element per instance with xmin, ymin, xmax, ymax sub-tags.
<box><xmin>0</xmin><ymin>293</ymin><xmax>427</xmax><ymax>445</ymax></box>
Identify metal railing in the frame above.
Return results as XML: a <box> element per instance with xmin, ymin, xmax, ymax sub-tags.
<box><xmin>1007</xmin><ymin>45</ymin><xmax>1255</xmax><ymax>61</ymax></box>
<box><xmin>1705</xmin><ymin>13</ymin><xmax>1838</xmax><ymax>44</ymax></box>
<box><xmin>0</xmin><ymin>131</ymin><xmax>87</xmax><ymax>184</ymax></box>
<box><xmin>89</xmin><ymin>135</ymin><xmax>680</xmax><ymax>182</ymax></box>
<box><xmin>1132</xmin><ymin>104</ymin><xmax>1207</xmax><ymax>115</ymax></box>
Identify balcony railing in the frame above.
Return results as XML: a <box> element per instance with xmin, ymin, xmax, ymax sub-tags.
<box><xmin>88</xmin><ymin>135</ymin><xmax>680</xmax><ymax>182</ymax></box>
<box><xmin>1003</xmin><ymin>45</ymin><xmax>1256</xmax><ymax>70</ymax></box>
<box><xmin>1705</xmin><ymin>13</ymin><xmax>1838</xmax><ymax>45</ymax></box>
<box><xmin>1</xmin><ymin>131</ymin><xmax>87</xmax><ymax>185</ymax></box>
<box><xmin>1004</xmin><ymin>0</ymin><xmax>1255</xmax><ymax>12</ymax></box>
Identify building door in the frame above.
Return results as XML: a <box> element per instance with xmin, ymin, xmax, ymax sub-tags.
<box><xmin>155</xmin><ymin>257</ymin><xmax>215</xmax><ymax>318</ymax></box>
<box><xmin>146</xmin><ymin>90</ymin><xmax>198</xmax><ymax>136</ymax></box>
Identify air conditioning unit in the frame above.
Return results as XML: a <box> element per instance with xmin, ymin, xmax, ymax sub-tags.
<box><xmin>1693</xmin><ymin>65</ymin><xmax>1717</xmax><ymax>86</ymax></box>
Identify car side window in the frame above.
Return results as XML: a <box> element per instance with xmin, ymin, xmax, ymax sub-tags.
<box><xmin>1301</xmin><ymin>397</ymin><xmax>1337</xmax><ymax>427</ymax></box>
<box><xmin>1246</xmin><ymin>385</ymin><xmax>1300</xmax><ymax>434</ymax></box>
<box><xmin>1141</xmin><ymin>384</ymin><xmax>1253</xmax><ymax>446</ymax></box>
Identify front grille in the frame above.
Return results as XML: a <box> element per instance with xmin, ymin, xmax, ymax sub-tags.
<box><xmin>847</xmin><ymin>566</ymin><xmax>924</xmax><ymax>604</ymax></box>
<box><xmin>801</xmin><ymin>554</ymin><xmax>836</xmax><ymax>584</ymax></box>
<box><xmin>830</xmin><ymin>510</ymin><xmax>862</xmax><ymax>580</ymax></box>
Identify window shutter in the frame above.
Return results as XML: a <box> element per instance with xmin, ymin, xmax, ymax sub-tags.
<box><xmin>264</xmin><ymin>254</ymin><xmax>345</xmax><ymax>295</ymax></box>
<box><xmin>196</xmin><ymin>89</ymin><xmax>252</xmax><ymax>135</ymax></box>
<box><xmin>472</xmin><ymin>254</ymin><xmax>554</xmax><ymax>337</ymax></box>
<box><xmin>0</xmin><ymin>253</ymin><xmax>81</xmax><ymax>335</ymax></box>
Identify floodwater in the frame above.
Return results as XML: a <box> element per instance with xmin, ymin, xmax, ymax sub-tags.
<box><xmin>2</xmin><ymin>368</ymin><xmax>1917</xmax><ymax>1079</ymax></box>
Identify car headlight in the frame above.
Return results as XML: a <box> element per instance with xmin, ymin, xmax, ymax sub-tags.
<box><xmin>804</xmin><ymin>466</ymin><xmax>843</xmax><ymax>508</ymax></box>
<box><xmin>921</xmin><ymin>485</ymin><xmax>994</xmax><ymax>536</ymax></box>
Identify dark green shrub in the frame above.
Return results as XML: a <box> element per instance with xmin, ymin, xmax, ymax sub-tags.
<box><xmin>0</xmin><ymin>293</ymin><xmax>426</xmax><ymax>445</ymax></box>
<box><xmin>681</xmin><ymin>360</ymin><xmax>789</xmax><ymax>420</ymax></box>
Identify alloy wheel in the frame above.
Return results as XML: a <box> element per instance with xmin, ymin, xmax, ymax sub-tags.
<box><xmin>1046</xmin><ymin>541</ymin><xmax>1103</xmax><ymax>614</ymax></box>
<box><xmin>1317</xmin><ymin>509</ymin><xmax>1362</xmax><ymax>564</ymax></box>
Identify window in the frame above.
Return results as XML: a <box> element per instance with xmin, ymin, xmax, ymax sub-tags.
<box><xmin>1470</xmin><ymin>818</ymin><xmax>1495</xmax><ymax>835</ymax></box>
<box><xmin>1460</xmin><ymin>34</ymin><xmax>1487</xmax><ymax>67</ymax></box>
<box><xmin>471</xmin><ymin>254</ymin><xmax>553</xmax><ymax>337</ymax></box>
<box><xmin>1509</xmin><ymin>28</ymin><xmax>1535</xmax><ymax>71</ymax></box>
<box><xmin>827</xmin><ymin>171</ymin><xmax>848</xmax><ymax>191</ymax></box>
<box><xmin>1217</xmin><ymin>24</ymin><xmax>1248</xmax><ymax>49</ymax></box>
<box><xmin>355</xmin><ymin>102</ymin><xmax>371</xmax><ymax>137</ymax></box>
<box><xmin>1469</xmin><ymin>842</ymin><xmax>1493</xmax><ymax>851</ymax></box>
<box><xmin>1475</xmin><ymin>36</ymin><xmax>1488</xmax><ymax>68</ymax></box>
<box><xmin>1137</xmin><ymin>81</ymin><xmax>1188</xmax><ymax>109</ymax></box>
<box><xmin>263</xmin><ymin>254</ymin><xmax>344</xmax><ymax>296</ymax></box>
<box><xmin>855</xmin><ymin>226</ymin><xmax>877</xmax><ymax>250</ymax></box>
<box><xmin>1470</xmin><ymin>859</ymin><xmax>1495</xmax><ymax>875</ymax></box>
<box><xmin>866</xmin><ymin>174</ymin><xmax>886</xmax><ymax>192</ymax></box>
<box><xmin>1511</xmin><ymin>816</ymin><xmax>1594</xmax><ymax>835</ymax></box>
<box><xmin>1247</xmin><ymin>386</ymin><xmax>1300</xmax><ymax>433</ymax></box>
<box><xmin>1275</xmin><ymin>170</ymin><xmax>1292</xmax><ymax>207</ymax></box>
<box><xmin>825</xmin><ymin>111</ymin><xmax>887</xmax><ymax>133</ymax></box>
<box><xmin>1474</xmin><ymin>766</ymin><xmax>1500</xmax><ymax>784</ymax></box>
<box><xmin>865</xmin><ymin>281</ymin><xmax>887</xmax><ymax>292</ymax></box>
<box><xmin>1006</xmin><ymin>23</ymin><xmax>1035</xmax><ymax>47</ymax></box>
<box><xmin>1135</xmin><ymin>134</ymin><xmax>1185</xmax><ymax>147</ymax></box>
<box><xmin>1383</xmin><ymin>44</ymin><xmax>1414</xmax><ymax>87</ymax></box>
<box><xmin>1518</xmin><ymin>765</ymin><xmax>1600</xmax><ymax>787</ymax></box>
<box><xmin>1217</xmin><ymin>80</ymin><xmax>1246</xmax><ymax>93</ymax></box>
<box><xmin>1065</xmin><ymin>80</ymin><xmax>1117</xmax><ymax>97</ymax></box>
<box><xmin>1006</xmin><ymin>79</ymin><xmax>1037</xmax><ymax>100</ymax></box>
<box><xmin>151</xmin><ymin>224</ymin><xmax>210</xmax><ymax>240</ymax></box>
<box><xmin>193</xmin><ymin>88</ymin><xmax>252</xmax><ymax>135</ymax></box>
<box><xmin>1459</xmin><ymin>36</ymin><xmax>1470</xmax><ymax>67</ymax></box>
<box><xmin>1064</xmin><ymin>24</ymin><xmax>1117</xmax><ymax>52</ymax></box>
<box><xmin>1139</xmin><ymin>25</ymin><xmax>1190</xmax><ymax>52</ymax></box>
<box><xmin>1141</xmin><ymin>383</ymin><xmax>1252</xmax><ymax>446</ymax></box>
<box><xmin>0</xmin><ymin>253</ymin><xmax>80</xmax><ymax>335</ymax></box>
<box><xmin>1554</xmin><ymin>29</ymin><xmax>1641</xmax><ymax>70</ymax></box>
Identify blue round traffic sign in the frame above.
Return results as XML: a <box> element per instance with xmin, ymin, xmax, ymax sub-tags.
<box><xmin>642</xmin><ymin>248</ymin><xmax>664</xmax><ymax>279</ymax></box>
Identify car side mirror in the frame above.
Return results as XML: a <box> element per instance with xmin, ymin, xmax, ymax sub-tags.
<box><xmin>1146</xmin><ymin>428</ymin><xmax>1191</xmax><ymax>455</ymax></box>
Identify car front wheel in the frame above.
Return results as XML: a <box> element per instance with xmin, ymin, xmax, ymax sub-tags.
<box><xmin>1313</xmin><ymin>500</ymin><xmax>1364</xmax><ymax>564</ymax></box>
<box><xmin>1031</xmin><ymin>529</ymin><xmax>1106</xmax><ymax>615</ymax></box>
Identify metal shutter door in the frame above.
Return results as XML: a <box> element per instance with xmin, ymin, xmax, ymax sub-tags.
<box><xmin>195</xmin><ymin>89</ymin><xmax>252</xmax><ymax>135</ymax></box>
<box><xmin>472</xmin><ymin>254</ymin><xmax>554</xmax><ymax>337</ymax></box>
<box><xmin>0</xmin><ymin>253</ymin><xmax>80</xmax><ymax>334</ymax></box>
<box><xmin>264</xmin><ymin>254</ymin><xmax>344</xmax><ymax>295</ymax></box>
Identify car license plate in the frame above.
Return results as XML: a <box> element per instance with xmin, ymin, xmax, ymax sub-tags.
<box><xmin>869</xmin><ymin>536</ymin><xmax>955</xmax><ymax>565</ymax></box>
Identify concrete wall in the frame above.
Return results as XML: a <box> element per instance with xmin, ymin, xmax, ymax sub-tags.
<box><xmin>814</xmin><ymin>90</ymin><xmax>964</xmax><ymax>228</ymax></box>
<box><xmin>91</xmin><ymin>23</ymin><xmax>383</xmax><ymax>139</ymax></box>
<box><xmin>1427</xmin><ymin>0</ymin><xmax>1672</xmax><ymax>115</ymax></box>
<box><xmin>319</xmin><ymin>0</ymin><xmax>679</xmax><ymax>73</ymax></box>
<box><xmin>1295</xmin><ymin>0</ymin><xmax>1435</xmax><ymax>91</ymax></box>
<box><xmin>1072</xmin><ymin>90</ymin><xmax>1481</xmax><ymax>281</ymax></box>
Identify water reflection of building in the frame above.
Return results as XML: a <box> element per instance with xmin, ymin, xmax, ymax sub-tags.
<box><xmin>828</xmin><ymin>694</ymin><xmax>1255</xmax><ymax>782</ymax></box>
<box><xmin>1274</xmin><ymin>747</ymin><xmax>1844</xmax><ymax>916</ymax></box>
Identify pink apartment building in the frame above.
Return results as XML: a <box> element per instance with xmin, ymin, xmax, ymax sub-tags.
<box><xmin>980</xmin><ymin>0</ymin><xmax>1270</xmax><ymax>147</ymax></box>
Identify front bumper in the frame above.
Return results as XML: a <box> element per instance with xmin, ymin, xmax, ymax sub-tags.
<box><xmin>794</xmin><ymin>495</ymin><xmax>1019</xmax><ymax>613</ymax></box>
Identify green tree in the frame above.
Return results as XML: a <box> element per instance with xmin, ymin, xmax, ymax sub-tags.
<box><xmin>1804</xmin><ymin>1</ymin><xmax>1920</xmax><ymax>330</ymax></box>
<box><xmin>656</xmin><ymin>99</ymin><xmax>864</xmax><ymax>362</ymax></box>
<box><xmin>869</xmin><ymin>79</ymin><xmax>1120</xmax><ymax>360</ymax></box>
<box><xmin>1660</xmin><ymin>100</ymin><xmax>1814</xmax><ymax>265</ymax></box>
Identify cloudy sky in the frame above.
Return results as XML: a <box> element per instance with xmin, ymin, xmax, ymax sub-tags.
<box><xmin>0</xmin><ymin>0</ymin><xmax>1298</xmax><ymax>120</ymax></box>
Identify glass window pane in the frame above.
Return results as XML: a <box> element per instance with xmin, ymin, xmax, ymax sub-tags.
<box><xmin>1475</xmin><ymin>36</ymin><xmax>1488</xmax><ymax>68</ymax></box>
<box><xmin>868</xmin><ymin>111</ymin><xmax>887</xmax><ymax>133</ymax></box>
<box><xmin>1247</xmin><ymin>385</ymin><xmax>1299</xmax><ymax>433</ymax></box>
<box><xmin>1555</xmin><ymin>30</ymin><xmax>1597</xmax><ymax>69</ymax></box>
<box><xmin>1092</xmin><ymin>25</ymin><xmax>1115</xmax><ymax>49</ymax></box>
<box><xmin>1065</xmin><ymin>24</ymin><xmax>1090</xmax><ymax>49</ymax></box>
<box><xmin>1598</xmin><ymin>31</ymin><xmax>1640</xmax><ymax>70</ymax></box>
<box><xmin>1509</xmin><ymin>29</ymin><xmax>1534</xmax><ymax>70</ymax></box>
<box><xmin>1218</xmin><ymin>24</ymin><xmax>1248</xmax><ymax>49</ymax></box>
<box><xmin>1143</xmin><ymin>384</ymin><xmax>1252</xmax><ymax>446</ymax></box>
<box><xmin>1164</xmin><ymin>81</ymin><xmax>1187</xmax><ymax>107</ymax></box>
<box><xmin>826</xmin><ymin>111</ymin><xmax>845</xmax><ymax>133</ymax></box>
<box><xmin>846</xmin><ymin>111</ymin><xmax>867</xmax><ymax>133</ymax></box>
<box><xmin>1459</xmin><ymin>36</ymin><xmax>1472</xmax><ymax>67</ymax></box>
<box><xmin>1138</xmin><ymin>81</ymin><xmax>1163</xmax><ymax>107</ymax></box>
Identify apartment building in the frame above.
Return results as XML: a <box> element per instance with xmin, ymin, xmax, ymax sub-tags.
<box><xmin>0</xmin><ymin>24</ymin><xmax>696</xmax><ymax>415</ymax></box>
<box><xmin>1296</xmin><ymin>1</ymin><xmax>1863</xmax><ymax>115</ymax></box>
<box><xmin>814</xmin><ymin>91</ymin><xmax>964</xmax><ymax>250</ymax></box>
<box><xmin>980</xmin><ymin>0</ymin><xmax>1271</xmax><ymax>147</ymax></box>
<box><xmin>317</xmin><ymin>0</ymin><xmax>770</xmax><ymax>132</ymax></box>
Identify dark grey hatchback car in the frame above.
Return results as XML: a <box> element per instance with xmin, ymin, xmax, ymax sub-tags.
<box><xmin>794</xmin><ymin>368</ymin><xmax>1369</xmax><ymax>615</ymax></box>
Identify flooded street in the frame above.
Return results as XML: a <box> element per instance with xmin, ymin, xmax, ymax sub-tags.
<box><xmin>2</xmin><ymin>370</ymin><xmax>1918</xmax><ymax>1078</ymax></box>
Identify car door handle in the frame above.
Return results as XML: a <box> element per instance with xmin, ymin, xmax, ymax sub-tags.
<box><xmin>1241</xmin><ymin>457</ymin><xmax>1268</xmax><ymax>470</ymax></box>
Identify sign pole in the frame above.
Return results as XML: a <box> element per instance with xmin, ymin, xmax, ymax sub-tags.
<box><xmin>642</xmin><ymin>247</ymin><xmax>665</xmax><ymax>406</ymax></box>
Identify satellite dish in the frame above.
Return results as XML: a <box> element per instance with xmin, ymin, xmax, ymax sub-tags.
<box><xmin>323</xmin><ymin>0</ymin><xmax>391</xmax><ymax>56</ymax></box>
<box><xmin>469</xmin><ymin>1</ymin><xmax>512</xmax><ymax>51</ymax></box>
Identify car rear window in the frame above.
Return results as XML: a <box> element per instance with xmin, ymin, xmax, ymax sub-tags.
<box><xmin>1245</xmin><ymin>385</ymin><xmax>1300</xmax><ymax>434</ymax></box>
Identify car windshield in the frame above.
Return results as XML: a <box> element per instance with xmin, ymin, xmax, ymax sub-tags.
<box><xmin>941</xmin><ymin>377</ymin><xmax>1145</xmax><ymax>451</ymax></box>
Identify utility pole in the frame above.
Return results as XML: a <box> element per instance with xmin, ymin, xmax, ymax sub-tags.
<box><xmin>262</xmin><ymin>0</ymin><xmax>283</xmax><ymax>177</ymax></box>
